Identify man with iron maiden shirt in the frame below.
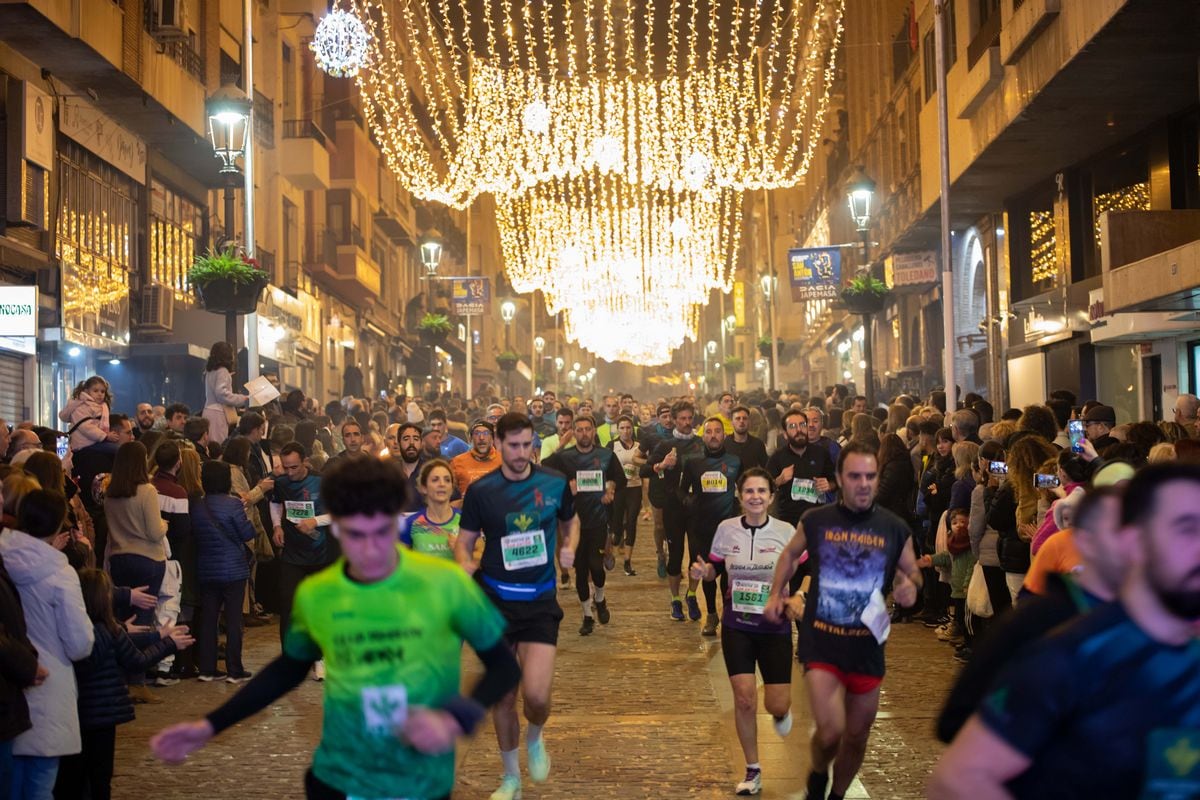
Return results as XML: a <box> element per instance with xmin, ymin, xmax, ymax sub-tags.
<box><xmin>764</xmin><ymin>441</ymin><xmax>921</xmax><ymax>800</ymax></box>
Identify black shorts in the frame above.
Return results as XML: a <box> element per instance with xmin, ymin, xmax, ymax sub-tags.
<box><xmin>305</xmin><ymin>769</ymin><xmax>450</xmax><ymax>800</ymax></box>
<box><xmin>721</xmin><ymin>624</ymin><xmax>793</xmax><ymax>684</ymax></box>
<box><xmin>492</xmin><ymin>593</ymin><xmax>564</xmax><ymax>647</ymax></box>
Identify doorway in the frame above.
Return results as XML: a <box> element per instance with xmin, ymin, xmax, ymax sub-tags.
<box><xmin>1142</xmin><ymin>354</ymin><xmax>1163</xmax><ymax>422</ymax></box>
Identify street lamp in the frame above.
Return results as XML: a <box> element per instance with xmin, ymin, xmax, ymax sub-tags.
<box><xmin>206</xmin><ymin>84</ymin><xmax>254</xmax><ymax>354</ymax></box>
<box><xmin>845</xmin><ymin>165</ymin><xmax>878</xmax><ymax>408</ymax></box>
<box><xmin>500</xmin><ymin>299</ymin><xmax>517</xmax><ymax>395</ymax></box>
<box><xmin>760</xmin><ymin>273</ymin><xmax>779</xmax><ymax>392</ymax></box>
<box><xmin>704</xmin><ymin>339</ymin><xmax>716</xmax><ymax>384</ymax></box>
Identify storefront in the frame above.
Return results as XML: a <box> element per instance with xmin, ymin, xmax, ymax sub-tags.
<box><xmin>0</xmin><ymin>285</ymin><xmax>38</xmax><ymax>423</ymax></box>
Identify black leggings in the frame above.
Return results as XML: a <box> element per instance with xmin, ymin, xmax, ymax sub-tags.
<box><xmin>610</xmin><ymin>485</ymin><xmax>642</xmax><ymax>548</ymax></box>
<box><xmin>576</xmin><ymin>526</ymin><xmax>607</xmax><ymax>602</ymax></box>
<box><xmin>689</xmin><ymin>522</ymin><xmax>720</xmax><ymax>613</ymax></box>
<box><xmin>664</xmin><ymin>499</ymin><xmax>688</xmax><ymax>578</ymax></box>
<box><xmin>304</xmin><ymin>769</ymin><xmax>449</xmax><ymax>800</ymax></box>
<box><xmin>54</xmin><ymin>726</ymin><xmax>115</xmax><ymax>800</ymax></box>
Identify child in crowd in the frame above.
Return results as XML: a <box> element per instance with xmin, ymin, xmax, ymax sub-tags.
<box><xmin>59</xmin><ymin>376</ymin><xmax>120</xmax><ymax>457</ymax></box>
<box><xmin>55</xmin><ymin>568</ymin><xmax>192</xmax><ymax>800</ymax></box>
<box><xmin>919</xmin><ymin>508</ymin><xmax>977</xmax><ymax>661</ymax></box>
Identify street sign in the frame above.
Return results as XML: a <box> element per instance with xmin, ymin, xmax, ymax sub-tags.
<box><xmin>788</xmin><ymin>247</ymin><xmax>841</xmax><ymax>301</ymax></box>
<box><xmin>450</xmin><ymin>277</ymin><xmax>489</xmax><ymax>315</ymax></box>
<box><xmin>885</xmin><ymin>251</ymin><xmax>938</xmax><ymax>288</ymax></box>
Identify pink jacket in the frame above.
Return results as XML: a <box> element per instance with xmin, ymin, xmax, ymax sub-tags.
<box><xmin>58</xmin><ymin>396</ymin><xmax>110</xmax><ymax>452</ymax></box>
<box><xmin>1030</xmin><ymin>482</ymin><xmax>1084</xmax><ymax>556</ymax></box>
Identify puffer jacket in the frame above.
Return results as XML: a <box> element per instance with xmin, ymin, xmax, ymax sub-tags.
<box><xmin>0</xmin><ymin>529</ymin><xmax>94</xmax><ymax>757</ymax></box>
<box><xmin>73</xmin><ymin>622</ymin><xmax>175</xmax><ymax>730</ymax></box>
<box><xmin>0</xmin><ymin>555</ymin><xmax>38</xmax><ymax>741</ymax></box>
<box><xmin>988</xmin><ymin>480</ymin><xmax>1030</xmax><ymax>573</ymax></box>
<box><xmin>190</xmin><ymin>493</ymin><xmax>256</xmax><ymax>584</ymax></box>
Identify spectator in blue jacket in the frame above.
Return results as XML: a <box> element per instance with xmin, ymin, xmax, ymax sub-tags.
<box><xmin>54</xmin><ymin>569</ymin><xmax>192</xmax><ymax>800</ymax></box>
<box><xmin>191</xmin><ymin>461</ymin><xmax>256</xmax><ymax>685</ymax></box>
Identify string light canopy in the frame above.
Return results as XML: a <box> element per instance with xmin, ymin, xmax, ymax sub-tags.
<box><xmin>331</xmin><ymin>0</ymin><xmax>846</xmax><ymax>208</ymax></box>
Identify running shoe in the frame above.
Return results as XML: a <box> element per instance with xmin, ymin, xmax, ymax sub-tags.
<box><xmin>923</xmin><ymin>614</ymin><xmax>951</xmax><ymax>628</ymax></box>
<box><xmin>656</xmin><ymin>553</ymin><xmax>667</xmax><ymax>579</ymax></box>
<box><xmin>226</xmin><ymin>671</ymin><xmax>253</xmax><ymax>685</ymax></box>
<box><xmin>197</xmin><ymin>671</ymin><xmax>227</xmax><ymax>683</ymax></box>
<box><xmin>701</xmin><ymin>616</ymin><xmax>718</xmax><ymax>637</ymax></box>
<box><xmin>579</xmin><ymin>616</ymin><xmax>595</xmax><ymax>636</ymax></box>
<box><xmin>312</xmin><ymin>660</ymin><xmax>326</xmax><ymax>682</ymax></box>
<box><xmin>527</xmin><ymin>737</ymin><xmax>551</xmax><ymax>782</ymax></box>
<box><xmin>489</xmin><ymin>775</ymin><xmax>522</xmax><ymax>800</ymax></box>
<box><xmin>624</xmin><ymin>560</ymin><xmax>636</xmax><ymax>576</ymax></box>
<box><xmin>773</xmin><ymin>711</ymin><xmax>793</xmax><ymax>737</ymax></box>
<box><xmin>559</xmin><ymin>571</ymin><xmax>571</xmax><ymax>590</ymax></box>
<box><xmin>736</xmin><ymin>766</ymin><xmax>762</xmax><ymax>796</ymax></box>
<box><xmin>594</xmin><ymin>599</ymin><xmax>610</xmax><ymax>625</ymax></box>
<box><xmin>151</xmin><ymin>672</ymin><xmax>180</xmax><ymax>687</ymax></box>
<box><xmin>670</xmin><ymin>599</ymin><xmax>685</xmax><ymax>621</ymax></box>
<box><xmin>686</xmin><ymin>595</ymin><xmax>702</xmax><ymax>621</ymax></box>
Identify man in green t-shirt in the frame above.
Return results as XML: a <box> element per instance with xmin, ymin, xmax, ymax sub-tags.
<box><xmin>150</xmin><ymin>455</ymin><xmax>520</xmax><ymax>800</ymax></box>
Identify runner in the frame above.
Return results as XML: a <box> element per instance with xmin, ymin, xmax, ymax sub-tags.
<box><xmin>639</xmin><ymin>403</ymin><xmax>674</xmax><ymax>576</ymax></box>
<box><xmin>400</xmin><ymin>459</ymin><xmax>460</xmax><ymax>560</ymax></box>
<box><xmin>596</xmin><ymin>396</ymin><xmax>622</xmax><ymax>447</ymax></box>
<box><xmin>270</xmin><ymin>442</ymin><xmax>338</xmax><ymax>681</ymax></box>
<box><xmin>609</xmin><ymin>415</ymin><xmax>644</xmax><ymax>576</ymax></box>
<box><xmin>930</xmin><ymin>463</ymin><xmax>1200</xmax><ymax>798</ymax></box>
<box><xmin>544</xmin><ymin>414</ymin><xmax>626</xmax><ymax>635</ymax></box>
<box><xmin>763</xmin><ymin>441</ymin><xmax>921</xmax><ymax>800</ymax></box>
<box><xmin>725</xmin><ymin>405</ymin><xmax>768</xmax><ymax>471</ymax></box>
<box><xmin>644</xmin><ymin>401</ymin><xmax>706</xmax><ymax>621</ymax></box>
<box><xmin>689</xmin><ymin>468</ymin><xmax>797</xmax><ymax>796</ymax></box>
<box><xmin>149</xmin><ymin>455</ymin><xmax>521</xmax><ymax>800</ymax></box>
<box><xmin>454</xmin><ymin>412</ymin><xmax>580</xmax><ymax>800</ymax></box>
<box><xmin>449</xmin><ymin>421</ymin><xmax>501</xmax><ymax>498</ymax></box>
<box><xmin>683</xmin><ymin>417</ymin><xmax>744</xmax><ymax>636</ymax></box>
<box><xmin>389</xmin><ymin>422</ymin><xmax>427</xmax><ymax>512</ymax></box>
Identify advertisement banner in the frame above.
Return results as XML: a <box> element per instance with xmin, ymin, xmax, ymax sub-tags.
<box><xmin>788</xmin><ymin>247</ymin><xmax>841</xmax><ymax>301</ymax></box>
<box><xmin>451</xmin><ymin>277</ymin><xmax>490</xmax><ymax>315</ymax></box>
<box><xmin>733</xmin><ymin>281</ymin><xmax>746</xmax><ymax>327</ymax></box>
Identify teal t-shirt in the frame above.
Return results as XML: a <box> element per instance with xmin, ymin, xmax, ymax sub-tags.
<box><xmin>284</xmin><ymin>546</ymin><xmax>505</xmax><ymax>798</ymax></box>
<box><xmin>399</xmin><ymin>508</ymin><xmax>461</xmax><ymax>560</ymax></box>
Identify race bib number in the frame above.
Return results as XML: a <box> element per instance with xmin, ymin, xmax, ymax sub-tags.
<box><xmin>1142</xmin><ymin>728</ymin><xmax>1200</xmax><ymax>799</ymax></box>
<box><xmin>860</xmin><ymin>588</ymin><xmax>891</xmax><ymax>644</ymax></box>
<box><xmin>791</xmin><ymin>478</ymin><xmax>818</xmax><ymax>504</ymax></box>
<box><xmin>576</xmin><ymin>470</ymin><xmax>604</xmax><ymax>492</ymax></box>
<box><xmin>501</xmin><ymin>529</ymin><xmax>548</xmax><ymax>570</ymax></box>
<box><xmin>362</xmin><ymin>684</ymin><xmax>408</xmax><ymax>736</ymax></box>
<box><xmin>700</xmin><ymin>470</ymin><xmax>728</xmax><ymax>493</ymax></box>
<box><xmin>731</xmin><ymin>579</ymin><xmax>771</xmax><ymax>615</ymax></box>
<box><xmin>284</xmin><ymin>500</ymin><xmax>315</xmax><ymax>521</ymax></box>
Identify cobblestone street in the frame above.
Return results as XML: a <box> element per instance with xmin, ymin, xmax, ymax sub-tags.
<box><xmin>116</xmin><ymin>533</ymin><xmax>955</xmax><ymax>799</ymax></box>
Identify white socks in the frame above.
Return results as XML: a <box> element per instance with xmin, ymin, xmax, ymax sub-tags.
<box><xmin>527</xmin><ymin>723</ymin><xmax>544</xmax><ymax>744</ymax></box>
<box><xmin>593</xmin><ymin>586</ymin><xmax>605</xmax><ymax>603</ymax></box>
<box><xmin>500</xmin><ymin>748</ymin><xmax>520</xmax><ymax>777</ymax></box>
<box><xmin>580</xmin><ymin>599</ymin><xmax>593</xmax><ymax>618</ymax></box>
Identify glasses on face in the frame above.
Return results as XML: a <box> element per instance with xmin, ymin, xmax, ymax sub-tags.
<box><xmin>785</xmin><ymin>422</ymin><xmax>805</xmax><ymax>430</ymax></box>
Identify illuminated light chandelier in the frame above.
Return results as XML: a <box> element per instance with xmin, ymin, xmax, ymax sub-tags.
<box><xmin>336</xmin><ymin>0</ymin><xmax>846</xmax><ymax>208</ymax></box>
<box><xmin>310</xmin><ymin>9</ymin><xmax>372</xmax><ymax>78</ymax></box>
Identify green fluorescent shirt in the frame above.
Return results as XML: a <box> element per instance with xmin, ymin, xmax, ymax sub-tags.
<box><xmin>284</xmin><ymin>546</ymin><xmax>506</xmax><ymax>799</ymax></box>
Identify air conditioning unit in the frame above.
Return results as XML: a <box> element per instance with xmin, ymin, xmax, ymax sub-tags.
<box><xmin>5</xmin><ymin>160</ymin><xmax>47</xmax><ymax>230</ymax></box>
<box><xmin>139</xmin><ymin>283</ymin><xmax>175</xmax><ymax>332</ymax></box>
<box><xmin>151</xmin><ymin>0</ymin><xmax>188</xmax><ymax>42</ymax></box>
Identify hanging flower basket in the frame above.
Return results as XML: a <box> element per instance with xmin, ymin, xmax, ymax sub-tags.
<box><xmin>417</xmin><ymin>313</ymin><xmax>452</xmax><ymax>346</ymax></box>
<box><xmin>840</xmin><ymin>274</ymin><xmax>889</xmax><ymax>315</ymax></box>
<box><xmin>497</xmin><ymin>351</ymin><xmax>520</xmax><ymax>372</ymax></box>
<box><xmin>189</xmin><ymin>246</ymin><xmax>270</xmax><ymax>315</ymax></box>
<box><xmin>722</xmin><ymin>355</ymin><xmax>744</xmax><ymax>371</ymax></box>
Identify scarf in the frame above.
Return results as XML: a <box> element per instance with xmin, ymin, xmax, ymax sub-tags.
<box><xmin>948</xmin><ymin>526</ymin><xmax>971</xmax><ymax>555</ymax></box>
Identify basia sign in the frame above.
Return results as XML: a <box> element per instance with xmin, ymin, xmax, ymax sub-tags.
<box><xmin>788</xmin><ymin>247</ymin><xmax>841</xmax><ymax>301</ymax></box>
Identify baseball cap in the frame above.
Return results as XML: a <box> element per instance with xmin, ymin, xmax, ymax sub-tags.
<box><xmin>1082</xmin><ymin>405</ymin><xmax>1117</xmax><ymax>425</ymax></box>
<box><xmin>1092</xmin><ymin>460</ymin><xmax>1135</xmax><ymax>488</ymax></box>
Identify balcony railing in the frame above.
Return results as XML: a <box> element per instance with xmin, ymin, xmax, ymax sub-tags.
<box><xmin>254</xmin><ymin>91</ymin><xmax>275</xmax><ymax>148</ymax></box>
<box><xmin>282</xmin><ymin>118</ymin><xmax>327</xmax><ymax>147</ymax></box>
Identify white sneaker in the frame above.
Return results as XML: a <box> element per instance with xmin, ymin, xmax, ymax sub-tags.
<box><xmin>489</xmin><ymin>774</ymin><xmax>522</xmax><ymax>800</ymax></box>
<box><xmin>772</xmin><ymin>710</ymin><xmax>793</xmax><ymax>737</ymax></box>
<box><xmin>311</xmin><ymin>660</ymin><xmax>325</xmax><ymax>681</ymax></box>
<box><xmin>736</xmin><ymin>767</ymin><xmax>762</xmax><ymax>795</ymax></box>
<box><xmin>527</xmin><ymin>737</ymin><xmax>550</xmax><ymax>782</ymax></box>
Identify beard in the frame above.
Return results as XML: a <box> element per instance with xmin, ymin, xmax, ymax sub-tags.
<box><xmin>401</xmin><ymin>446</ymin><xmax>420</xmax><ymax>463</ymax></box>
<box><xmin>787</xmin><ymin>431</ymin><xmax>807</xmax><ymax>449</ymax></box>
<box><xmin>1148</xmin><ymin>554</ymin><xmax>1200</xmax><ymax>620</ymax></box>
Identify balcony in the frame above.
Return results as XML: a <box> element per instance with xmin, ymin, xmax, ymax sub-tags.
<box><xmin>281</xmin><ymin>119</ymin><xmax>331</xmax><ymax>190</ymax></box>
<box><xmin>1000</xmin><ymin>0</ymin><xmax>1060</xmax><ymax>64</ymax></box>
<box><xmin>375</xmin><ymin>168</ymin><xmax>416</xmax><ymax>243</ymax></box>
<box><xmin>305</xmin><ymin>229</ymin><xmax>381</xmax><ymax>306</ymax></box>
<box><xmin>954</xmin><ymin>44</ymin><xmax>1002</xmax><ymax>119</ymax></box>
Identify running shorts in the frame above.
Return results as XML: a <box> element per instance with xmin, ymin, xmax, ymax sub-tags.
<box><xmin>804</xmin><ymin>662</ymin><xmax>884</xmax><ymax>695</ymax></box>
<box><xmin>721</xmin><ymin>625</ymin><xmax>793</xmax><ymax>684</ymax></box>
<box><xmin>491</xmin><ymin>593</ymin><xmax>564</xmax><ymax>647</ymax></box>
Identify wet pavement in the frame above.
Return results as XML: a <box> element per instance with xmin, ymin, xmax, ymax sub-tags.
<box><xmin>116</xmin><ymin>528</ymin><xmax>955</xmax><ymax>799</ymax></box>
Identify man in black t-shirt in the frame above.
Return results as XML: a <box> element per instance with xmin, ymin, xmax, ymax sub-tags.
<box><xmin>724</xmin><ymin>405</ymin><xmax>767</xmax><ymax>471</ymax></box>
<box><xmin>764</xmin><ymin>442</ymin><xmax>920</xmax><ymax>800</ymax></box>
<box><xmin>766</xmin><ymin>409</ymin><xmax>837</xmax><ymax>526</ymax></box>
<box><xmin>930</xmin><ymin>464</ymin><xmax>1200</xmax><ymax>800</ymax></box>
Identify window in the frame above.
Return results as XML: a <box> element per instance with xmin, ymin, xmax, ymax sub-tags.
<box><xmin>56</xmin><ymin>138</ymin><xmax>137</xmax><ymax>342</ymax></box>
<box><xmin>968</xmin><ymin>0</ymin><xmax>1000</xmax><ymax>69</ymax></box>
<box><xmin>149</xmin><ymin>179</ymin><xmax>205</xmax><ymax>299</ymax></box>
<box><xmin>922</xmin><ymin>3</ymin><xmax>957</xmax><ymax>103</ymax></box>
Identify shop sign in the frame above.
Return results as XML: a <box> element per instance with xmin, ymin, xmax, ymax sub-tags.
<box><xmin>21</xmin><ymin>83</ymin><xmax>53</xmax><ymax>169</ymax></box>
<box><xmin>451</xmin><ymin>278</ymin><xmax>490</xmax><ymax>315</ymax></box>
<box><xmin>885</xmin><ymin>251</ymin><xmax>937</xmax><ymax>288</ymax></box>
<box><xmin>733</xmin><ymin>281</ymin><xmax>746</xmax><ymax>327</ymax></box>
<box><xmin>1088</xmin><ymin>288</ymin><xmax>1106</xmax><ymax>323</ymax></box>
<box><xmin>788</xmin><ymin>247</ymin><xmax>841</xmax><ymax>301</ymax></box>
<box><xmin>0</xmin><ymin>286</ymin><xmax>37</xmax><ymax>337</ymax></box>
<box><xmin>60</xmin><ymin>97</ymin><xmax>147</xmax><ymax>184</ymax></box>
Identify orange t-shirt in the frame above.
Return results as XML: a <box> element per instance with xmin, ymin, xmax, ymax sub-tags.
<box><xmin>450</xmin><ymin>449</ymin><xmax>501</xmax><ymax>496</ymax></box>
<box><xmin>1023</xmin><ymin>528</ymin><xmax>1082</xmax><ymax>596</ymax></box>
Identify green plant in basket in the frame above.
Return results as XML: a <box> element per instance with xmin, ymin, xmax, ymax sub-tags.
<box><xmin>187</xmin><ymin>246</ymin><xmax>268</xmax><ymax>286</ymax></box>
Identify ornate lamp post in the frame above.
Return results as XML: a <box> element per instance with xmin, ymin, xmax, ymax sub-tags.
<box><xmin>500</xmin><ymin>299</ymin><xmax>517</xmax><ymax>396</ymax></box>
<box><xmin>760</xmin><ymin>274</ymin><xmax>779</xmax><ymax>392</ymax></box>
<box><xmin>845</xmin><ymin>166</ymin><xmax>878</xmax><ymax>408</ymax></box>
